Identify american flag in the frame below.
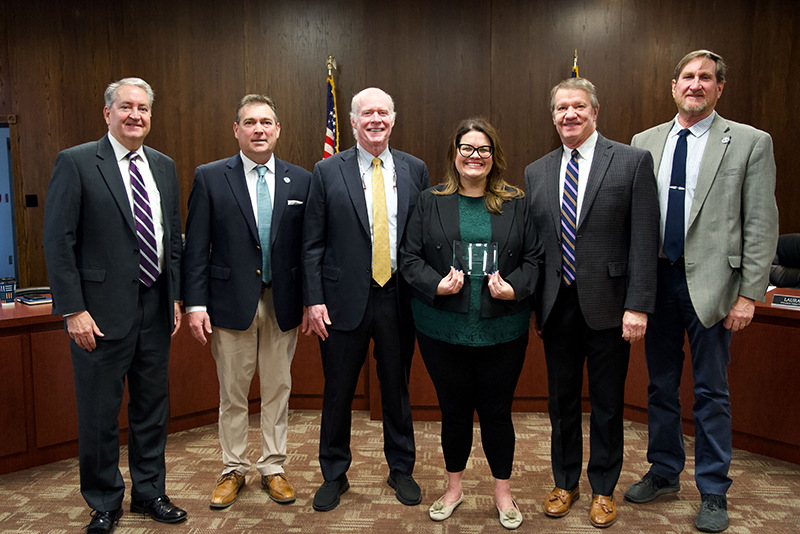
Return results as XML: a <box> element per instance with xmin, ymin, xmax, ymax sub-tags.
<box><xmin>323</xmin><ymin>74</ymin><xmax>339</xmax><ymax>158</ymax></box>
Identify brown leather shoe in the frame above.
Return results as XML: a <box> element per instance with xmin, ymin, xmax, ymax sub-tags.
<box><xmin>589</xmin><ymin>494</ymin><xmax>617</xmax><ymax>528</ymax></box>
<box><xmin>262</xmin><ymin>473</ymin><xmax>296</xmax><ymax>504</ymax></box>
<box><xmin>544</xmin><ymin>487</ymin><xmax>580</xmax><ymax>517</ymax></box>
<box><xmin>210</xmin><ymin>472</ymin><xmax>245</xmax><ymax>509</ymax></box>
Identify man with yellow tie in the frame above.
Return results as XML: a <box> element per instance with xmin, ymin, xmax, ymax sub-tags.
<box><xmin>303</xmin><ymin>87</ymin><xmax>430</xmax><ymax>511</ymax></box>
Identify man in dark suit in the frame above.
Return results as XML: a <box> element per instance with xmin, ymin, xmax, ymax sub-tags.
<box><xmin>42</xmin><ymin>78</ymin><xmax>187</xmax><ymax>534</ymax></box>
<box><xmin>525</xmin><ymin>77</ymin><xmax>659</xmax><ymax>528</ymax></box>
<box><xmin>625</xmin><ymin>50</ymin><xmax>779</xmax><ymax>533</ymax></box>
<box><xmin>303</xmin><ymin>87</ymin><xmax>430</xmax><ymax>511</ymax></box>
<box><xmin>182</xmin><ymin>94</ymin><xmax>310</xmax><ymax>509</ymax></box>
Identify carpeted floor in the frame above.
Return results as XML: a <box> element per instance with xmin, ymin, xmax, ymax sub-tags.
<box><xmin>1</xmin><ymin>410</ymin><xmax>799</xmax><ymax>533</ymax></box>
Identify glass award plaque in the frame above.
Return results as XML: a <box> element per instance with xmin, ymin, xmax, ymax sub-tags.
<box><xmin>453</xmin><ymin>241</ymin><xmax>498</xmax><ymax>276</ymax></box>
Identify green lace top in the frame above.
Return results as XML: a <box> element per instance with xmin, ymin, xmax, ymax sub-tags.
<box><xmin>411</xmin><ymin>194</ymin><xmax>531</xmax><ymax>347</ymax></box>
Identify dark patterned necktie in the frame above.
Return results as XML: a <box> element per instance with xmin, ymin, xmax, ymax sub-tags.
<box><xmin>128</xmin><ymin>152</ymin><xmax>159</xmax><ymax>286</ymax></box>
<box><xmin>561</xmin><ymin>149</ymin><xmax>579</xmax><ymax>286</ymax></box>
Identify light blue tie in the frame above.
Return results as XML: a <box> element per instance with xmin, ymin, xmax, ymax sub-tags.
<box><xmin>256</xmin><ymin>165</ymin><xmax>272</xmax><ymax>285</ymax></box>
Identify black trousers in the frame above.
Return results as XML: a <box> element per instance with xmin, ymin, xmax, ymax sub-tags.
<box><xmin>543</xmin><ymin>283</ymin><xmax>630</xmax><ymax>496</ymax></box>
<box><xmin>71</xmin><ymin>275</ymin><xmax>172</xmax><ymax>512</ymax></box>
<box><xmin>318</xmin><ymin>280</ymin><xmax>416</xmax><ymax>481</ymax></box>
<box><xmin>417</xmin><ymin>330</ymin><xmax>528</xmax><ymax>480</ymax></box>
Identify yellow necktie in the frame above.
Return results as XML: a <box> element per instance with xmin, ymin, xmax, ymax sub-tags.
<box><xmin>371</xmin><ymin>157</ymin><xmax>391</xmax><ymax>286</ymax></box>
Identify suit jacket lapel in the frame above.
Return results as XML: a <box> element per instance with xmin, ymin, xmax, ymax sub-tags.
<box><xmin>436</xmin><ymin>192</ymin><xmax>461</xmax><ymax>254</ymax></box>
<box><xmin>225</xmin><ymin>155</ymin><xmax>259</xmax><ymax>243</ymax></box>
<box><xmin>340</xmin><ymin>148</ymin><xmax>370</xmax><ymax>238</ymax></box>
<box><xmin>646</xmin><ymin>122</ymin><xmax>672</xmax><ymax>170</ymax></box>
<box><xmin>491</xmin><ymin>196</ymin><xmax>516</xmax><ymax>253</ymax></box>
<box><xmin>545</xmin><ymin>149</ymin><xmax>562</xmax><ymax>239</ymax></box>
<box><xmin>580</xmin><ymin>134</ymin><xmax>612</xmax><ymax>229</ymax></box>
<box><xmin>688</xmin><ymin>115</ymin><xmax>730</xmax><ymax>228</ymax></box>
<box><xmin>393</xmin><ymin>149</ymin><xmax>411</xmax><ymax>240</ymax></box>
<box><xmin>271</xmin><ymin>158</ymin><xmax>291</xmax><ymax>245</ymax></box>
<box><xmin>96</xmin><ymin>136</ymin><xmax>136</xmax><ymax>233</ymax></box>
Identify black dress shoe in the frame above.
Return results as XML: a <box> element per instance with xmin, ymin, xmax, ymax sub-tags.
<box><xmin>86</xmin><ymin>507</ymin><xmax>122</xmax><ymax>534</ymax></box>
<box><xmin>387</xmin><ymin>472</ymin><xmax>422</xmax><ymax>505</ymax></box>
<box><xmin>312</xmin><ymin>475</ymin><xmax>349</xmax><ymax>511</ymax></box>
<box><xmin>130</xmin><ymin>495</ymin><xmax>187</xmax><ymax>524</ymax></box>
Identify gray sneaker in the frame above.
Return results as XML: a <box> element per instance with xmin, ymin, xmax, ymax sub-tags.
<box><xmin>624</xmin><ymin>471</ymin><xmax>681</xmax><ymax>503</ymax></box>
<box><xmin>695</xmin><ymin>494</ymin><xmax>728</xmax><ymax>533</ymax></box>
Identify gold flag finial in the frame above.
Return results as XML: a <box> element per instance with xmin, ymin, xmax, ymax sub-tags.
<box><xmin>326</xmin><ymin>55</ymin><xmax>337</xmax><ymax>76</ymax></box>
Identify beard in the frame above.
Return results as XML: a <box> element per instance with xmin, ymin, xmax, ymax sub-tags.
<box><xmin>675</xmin><ymin>94</ymin><xmax>710</xmax><ymax>115</ymax></box>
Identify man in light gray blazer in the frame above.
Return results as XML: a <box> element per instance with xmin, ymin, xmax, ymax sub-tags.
<box><xmin>525</xmin><ymin>77</ymin><xmax>659</xmax><ymax>528</ymax></box>
<box><xmin>624</xmin><ymin>50</ymin><xmax>779</xmax><ymax>534</ymax></box>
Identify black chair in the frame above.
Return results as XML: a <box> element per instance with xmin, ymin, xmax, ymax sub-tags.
<box><xmin>770</xmin><ymin>234</ymin><xmax>800</xmax><ymax>288</ymax></box>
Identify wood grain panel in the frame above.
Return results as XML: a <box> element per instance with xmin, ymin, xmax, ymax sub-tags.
<box><xmin>365</xmin><ymin>0</ymin><xmax>492</xmax><ymax>185</ymax></box>
<box><xmin>0</xmin><ymin>334</ymin><xmax>27</xmax><ymax>456</ymax></box>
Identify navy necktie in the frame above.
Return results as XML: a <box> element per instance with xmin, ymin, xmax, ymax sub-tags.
<box><xmin>663</xmin><ymin>128</ymin><xmax>691</xmax><ymax>263</ymax></box>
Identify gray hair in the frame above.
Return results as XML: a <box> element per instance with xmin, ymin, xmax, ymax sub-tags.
<box><xmin>235</xmin><ymin>94</ymin><xmax>279</xmax><ymax>124</ymax></box>
<box><xmin>104</xmin><ymin>77</ymin><xmax>154</xmax><ymax>109</ymax></box>
<box><xmin>673</xmin><ymin>50</ymin><xmax>727</xmax><ymax>83</ymax></box>
<box><xmin>549</xmin><ymin>78</ymin><xmax>599</xmax><ymax>115</ymax></box>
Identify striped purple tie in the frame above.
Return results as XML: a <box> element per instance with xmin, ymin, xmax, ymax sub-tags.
<box><xmin>561</xmin><ymin>149</ymin><xmax>579</xmax><ymax>286</ymax></box>
<box><xmin>128</xmin><ymin>153</ymin><xmax>159</xmax><ymax>286</ymax></box>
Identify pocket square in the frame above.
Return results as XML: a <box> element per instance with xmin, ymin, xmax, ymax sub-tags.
<box><xmin>287</xmin><ymin>200</ymin><xmax>304</xmax><ymax>206</ymax></box>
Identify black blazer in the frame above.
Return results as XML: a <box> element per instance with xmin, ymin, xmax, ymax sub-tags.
<box><xmin>42</xmin><ymin>135</ymin><xmax>182</xmax><ymax>339</ymax></box>
<box><xmin>302</xmin><ymin>146</ymin><xmax>430</xmax><ymax>331</ymax></box>
<box><xmin>182</xmin><ymin>154</ymin><xmax>311</xmax><ymax>332</ymax></box>
<box><xmin>524</xmin><ymin>134</ymin><xmax>659</xmax><ymax>330</ymax></box>
<box><xmin>399</xmin><ymin>186</ymin><xmax>543</xmax><ymax>317</ymax></box>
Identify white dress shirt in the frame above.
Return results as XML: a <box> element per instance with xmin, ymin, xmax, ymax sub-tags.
<box><xmin>107</xmin><ymin>133</ymin><xmax>165</xmax><ymax>272</ymax></box>
<box><xmin>559</xmin><ymin>130</ymin><xmax>598</xmax><ymax>226</ymax></box>
<box><xmin>656</xmin><ymin>111</ymin><xmax>715</xmax><ymax>245</ymax></box>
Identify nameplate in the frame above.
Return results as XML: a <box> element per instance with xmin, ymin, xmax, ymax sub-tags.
<box><xmin>772</xmin><ymin>294</ymin><xmax>800</xmax><ymax>309</ymax></box>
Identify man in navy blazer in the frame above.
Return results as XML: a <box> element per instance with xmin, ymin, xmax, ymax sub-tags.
<box><xmin>43</xmin><ymin>78</ymin><xmax>187</xmax><ymax>533</ymax></box>
<box><xmin>182</xmin><ymin>95</ymin><xmax>311</xmax><ymax>509</ymax></box>
<box><xmin>525</xmin><ymin>77</ymin><xmax>659</xmax><ymax>528</ymax></box>
<box><xmin>303</xmin><ymin>87</ymin><xmax>430</xmax><ymax>511</ymax></box>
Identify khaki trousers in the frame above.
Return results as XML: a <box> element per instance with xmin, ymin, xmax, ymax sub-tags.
<box><xmin>211</xmin><ymin>287</ymin><xmax>298</xmax><ymax>477</ymax></box>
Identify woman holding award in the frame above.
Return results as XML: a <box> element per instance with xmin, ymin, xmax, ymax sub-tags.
<box><xmin>399</xmin><ymin>118</ymin><xmax>543</xmax><ymax>529</ymax></box>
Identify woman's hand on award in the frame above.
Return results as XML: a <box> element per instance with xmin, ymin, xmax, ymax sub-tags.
<box><xmin>488</xmin><ymin>271</ymin><xmax>515</xmax><ymax>300</ymax></box>
<box><xmin>436</xmin><ymin>266</ymin><xmax>465</xmax><ymax>295</ymax></box>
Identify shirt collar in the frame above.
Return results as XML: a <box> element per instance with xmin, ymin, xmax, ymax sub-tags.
<box><xmin>562</xmin><ymin>129</ymin><xmax>598</xmax><ymax>161</ymax></box>
<box><xmin>240</xmin><ymin>151</ymin><xmax>276</xmax><ymax>176</ymax></box>
<box><xmin>356</xmin><ymin>143</ymin><xmax>392</xmax><ymax>169</ymax></box>
<box><xmin>670</xmin><ymin>110</ymin><xmax>716</xmax><ymax>138</ymax></box>
<box><xmin>107</xmin><ymin>132</ymin><xmax>144</xmax><ymax>163</ymax></box>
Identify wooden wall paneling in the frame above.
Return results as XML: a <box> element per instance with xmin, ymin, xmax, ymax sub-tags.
<box><xmin>751</xmin><ymin>0</ymin><xmax>800</xmax><ymax>234</ymax></box>
<box><xmin>490</xmin><ymin>0</ymin><xmax>565</xmax><ymax>187</ymax></box>
<box><xmin>119</xmin><ymin>0</ymin><xmax>249</xmax><ymax>225</ymax></box>
<box><xmin>29</xmin><ymin>330</ymin><xmax>79</xmax><ymax>448</ymax></box>
<box><xmin>242</xmin><ymin>0</ymin><xmax>365</xmax><ymax>174</ymax></box>
<box><xmin>167</xmin><ymin>315</ymin><xmax>220</xmax><ymax>418</ymax></box>
<box><xmin>0</xmin><ymin>0</ymin><xmax>11</xmax><ymax>115</ymax></box>
<box><xmin>0</xmin><ymin>334</ymin><xmax>27</xmax><ymax>457</ymax></box>
<box><xmin>363</xmin><ymin>0</ymin><xmax>492</xmax><ymax>186</ymax></box>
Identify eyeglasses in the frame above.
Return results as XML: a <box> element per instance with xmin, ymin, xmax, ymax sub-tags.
<box><xmin>457</xmin><ymin>144</ymin><xmax>493</xmax><ymax>159</ymax></box>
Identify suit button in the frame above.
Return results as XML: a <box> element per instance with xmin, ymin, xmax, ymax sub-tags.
<box><xmin>256</xmin><ymin>270</ymin><xmax>262</xmax><ymax>275</ymax></box>
<box><xmin>257</xmin><ymin>245</ymin><xmax>261</xmax><ymax>250</ymax></box>
<box><xmin>436</xmin><ymin>243</ymin><xmax>442</xmax><ymax>250</ymax></box>
<box><xmin>508</xmin><ymin>250</ymin><xmax>513</xmax><ymax>257</ymax></box>
<box><xmin>365</xmin><ymin>267</ymin><xmax>371</xmax><ymax>273</ymax></box>
<box><xmin>132</xmin><ymin>279</ymin><xmax>138</xmax><ymax>285</ymax></box>
<box><xmin>134</xmin><ymin>248</ymin><xmax>139</xmax><ymax>254</ymax></box>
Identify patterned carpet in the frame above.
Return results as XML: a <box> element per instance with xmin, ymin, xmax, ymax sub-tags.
<box><xmin>1</xmin><ymin>410</ymin><xmax>799</xmax><ymax>533</ymax></box>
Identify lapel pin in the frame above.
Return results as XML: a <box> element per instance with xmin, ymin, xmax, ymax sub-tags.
<box><xmin>284</xmin><ymin>177</ymin><xmax>291</xmax><ymax>183</ymax></box>
<box><xmin>721</xmin><ymin>137</ymin><xmax>730</xmax><ymax>144</ymax></box>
